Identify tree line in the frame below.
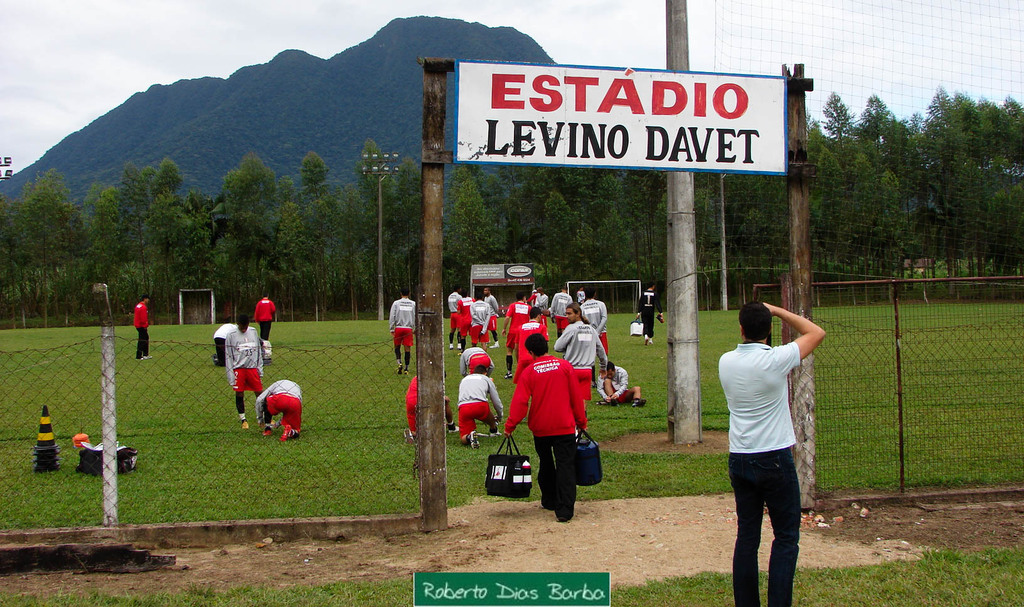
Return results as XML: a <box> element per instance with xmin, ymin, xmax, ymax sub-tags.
<box><xmin>1</xmin><ymin>89</ymin><xmax>1021</xmax><ymax>328</ymax></box>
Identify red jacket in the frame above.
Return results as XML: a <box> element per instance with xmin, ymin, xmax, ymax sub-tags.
<box><xmin>133</xmin><ymin>302</ymin><xmax>149</xmax><ymax>329</ymax></box>
<box><xmin>505</xmin><ymin>355</ymin><xmax>586</xmax><ymax>437</ymax></box>
<box><xmin>516</xmin><ymin>320</ymin><xmax>549</xmax><ymax>360</ymax></box>
<box><xmin>253</xmin><ymin>298</ymin><xmax>276</xmax><ymax>322</ymax></box>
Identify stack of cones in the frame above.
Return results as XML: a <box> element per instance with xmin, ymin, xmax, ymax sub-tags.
<box><xmin>32</xmin><ymin>405</ymin><xmax>61</xmax><ymax>472</ymax></box>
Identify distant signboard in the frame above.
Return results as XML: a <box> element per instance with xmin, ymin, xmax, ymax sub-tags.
<box><xmin>471</xmin><ymin>263</ymin><xmax>535</xmax><ymax>285</ymax></box>
<box><xmin>455</xmin><ymin>61</ymin><xmax>786</xmax><ymax>175</ymax></box>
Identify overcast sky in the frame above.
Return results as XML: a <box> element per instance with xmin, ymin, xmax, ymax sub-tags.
<box><xmin>1</xmin><ymin>1</ymin><xmax>1020</xmax><ymax>175</ymax></box>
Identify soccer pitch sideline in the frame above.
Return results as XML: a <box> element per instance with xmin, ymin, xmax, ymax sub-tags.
<box><xmin>3</xmin><ymin>304</ymin><xmax>1020</xmax><ymax>530</ymax></box>
<box><xmin>0</xmin><ymin>313</ymin><xmax>736</xmax><ymax>530</ymax></box>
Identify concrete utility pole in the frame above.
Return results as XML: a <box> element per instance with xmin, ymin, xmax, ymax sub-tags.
<box><xmin>362</xmin><ymin>152</ymin><xmax>400</xmax><ymax>321</ymax></box>
<box><xmin>666</xmin><ymin>0</ymin><xmax>702</xmax><ymax>444</ymax></box>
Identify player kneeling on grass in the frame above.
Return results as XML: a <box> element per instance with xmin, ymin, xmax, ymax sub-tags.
<box><xmin>600</xmin><ymin>361</ymin><xmax>646</xmax><ymax>407</ymax></box>
<box><xmin>404</xmin><ymin>375</ymin><xmax>455</xmax><ymax>443</ymax></box>
<box><xmin>457</xmin><ymin>365</ymin><xmax>504</xmax><ymax>448</ymax></box>
<box><xmin>255</xmin><ymin>379</ymin><xmax>302</xmax><ymax>441</ymax></box>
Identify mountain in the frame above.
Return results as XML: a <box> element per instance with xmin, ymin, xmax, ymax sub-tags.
<box><xmin>0</xmin><ymin>17</ymin><xmax>553</xmax><ymax>200</ymax></box>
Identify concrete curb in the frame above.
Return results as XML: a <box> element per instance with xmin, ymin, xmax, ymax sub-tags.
<box><xmin>0</xmin><ymin>514</ymin><xmax>422</xmax><ymax>548</ymax></box>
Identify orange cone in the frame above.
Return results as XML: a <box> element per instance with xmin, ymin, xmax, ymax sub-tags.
<box><xmin>32</xmin><ymin>405</ymin><xmax>61</xmax><ymax>472</ymax></box>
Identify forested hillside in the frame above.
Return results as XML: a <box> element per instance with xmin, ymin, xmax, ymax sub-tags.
<box><xmin>0</xmin><ymin>87</ymin><xmax>1021</xmax><ymax>327</ymax></box>
<box><xmin>0</xmin><ymin>17</ymin><xmax>552</xmax><ymax>200</ymax></box>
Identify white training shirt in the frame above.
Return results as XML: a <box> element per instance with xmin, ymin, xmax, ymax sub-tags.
<box><xmin>457</xmin><ymin>373</ymin><xmax>503</xmax><ymax>421</ymax></box>
<box><xmin>213</xmin><ymin>323</ymin><xmax>234</xmax><ymax>340</ymax></box>
<box><xmin>718</xmin><ymin>341</ymin><xmax>801</xmax><ymax>454</ymax></box>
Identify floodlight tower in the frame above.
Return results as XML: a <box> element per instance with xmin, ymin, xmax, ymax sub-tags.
<box><xmin>362</xmin><ymin>151</ymin><xmax>400</xmax><ymax>321</ymax></box>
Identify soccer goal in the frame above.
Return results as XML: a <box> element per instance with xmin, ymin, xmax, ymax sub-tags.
<box><xmin>565</xmin><ymin>280</ymin><xmax>642</xmax><ymax>314</ymax></box>
<box><xmin>178</xmin><ymin>289</ymin><xmax>216</xmax><ymax>325</ymax></box>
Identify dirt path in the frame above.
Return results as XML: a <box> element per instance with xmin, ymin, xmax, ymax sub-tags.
<box><xmin>0</xmin><ymin>494</ymin><xmax>923</xmax><ymax>596</ymax></box>
<box><xmin>3</xmin><ymin>432</ymin><xmax>1021</xmax><ymax>597</ymax></box>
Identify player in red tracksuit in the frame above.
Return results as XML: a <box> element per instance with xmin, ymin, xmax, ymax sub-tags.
<box><xmin>501</xmin><ymin>291</ymin><xmax>531</xmax><ymax>379</ymax></box>
<box><xmin>134</xmin><ymin>294</ymin><xmax>151</xmax><ymax>360</ymax></box>
<box><xmin>253</xmin><ymin>294</ymin><xmax>276</xmax><ymax>340</ymax></box>
<box><xmin>504</xmin><ymin>334</ymin><xmax>587</xmax><ymax>523</ymax></box>
<box><xmin>512</xmin><ymin>307</ymin><xmax>549</xmax><ymax>384</ymax></box>
<box><xmin>456</xmin><ymin>292</ymin><xmax>475</xmax><ymax>351</ymax></box>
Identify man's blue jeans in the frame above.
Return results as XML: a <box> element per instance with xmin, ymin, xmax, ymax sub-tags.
<box><xmin>729</xmin><ymin>447</ymin><xmax>801</xmax><ymax>607</ymax></box>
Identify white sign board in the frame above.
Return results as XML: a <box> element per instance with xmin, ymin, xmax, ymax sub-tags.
<box><xmin>455</xmin><ymin>61</ymin><xmax>787</xmax><ymax>175</ymax></box>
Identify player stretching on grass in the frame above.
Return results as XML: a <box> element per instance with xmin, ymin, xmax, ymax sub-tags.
<box><xmin>404</xmin><ymin>375</ymin><xmax>455</xmax><ymax>443</ymax></box>
<box><xmin>459</xmin><ymin>346</ymin><xmax>494</xmax><ymax>377</ymax></box>
<box><xmin>225</xmin><ymin>314</ymin><xmax>264</xmax><ymax>429</ymax></box>
<box><xmin>457</xmin><ymin>364</ymin><xmax>504</xmax><ymax>448</ymax></box>
<box><xmin>255</xmin><ymin>379</ymin><xmax>302</xmax><ymax>441</ymax></box>
<box><xmin>719</xmin><ymin>301</ymin><xmax>825</xmax><ymax>607</ymax></box>
<box><xmin>599</xmin><ymin>361</ymin><xmax>645</xmax><ymax>407</ymax></box>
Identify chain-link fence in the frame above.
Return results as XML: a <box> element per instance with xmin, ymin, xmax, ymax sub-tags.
<box><xmin>1</xmin><ymin>335</ymin><xmax>417</xmax><ymax>530</ymax></box>
<box><xmin>760</xmin><ymin>277</ymin><xmax>1024</xmax><ymax>494</ymax></box>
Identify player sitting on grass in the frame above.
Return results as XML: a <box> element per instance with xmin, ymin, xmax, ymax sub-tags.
<box><xmin>255</xmin><ymin>379</ymin><xmax>302</xmax><ymax>441</ymax></box>
<box><xmin>457</xmin><ymin>364</ymin><xmax>504</xmax><ymax>448</ymax></box>
<box><xmin>600</xmin><ymin>361</ymin><xmax>646</xmax><ymax>407</ymax></box>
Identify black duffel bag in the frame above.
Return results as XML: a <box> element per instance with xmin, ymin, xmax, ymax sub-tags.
<box><xmin>76</xmin><ymin>445</ymin><xmax>138</xmax><ymax>475</ymax></box>
<box><xmin>485</xmin><ymin>435</ymin><xmax>532</xmax><ymax>498</ymax></box>
<box><xmin>575</xmin><ymin>428</ymin><xmax>602</xmax><ymax>486</ymax></box>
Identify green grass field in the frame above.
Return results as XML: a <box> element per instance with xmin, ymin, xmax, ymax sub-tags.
<box><xmin>0</xmin><ymin>313</ymin><xmax>735</xmax><ymax>529</ymax></box>
<box><xmin>2</xmin><ymin>304</ymin><xmax>1021</xmax><ymax>530</ymax></box>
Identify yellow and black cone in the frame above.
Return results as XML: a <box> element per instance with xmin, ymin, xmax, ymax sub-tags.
<box><xmin>32</xmin><ymin>405</ymin><xmax>61</xmax><ymax>472</ymax></box>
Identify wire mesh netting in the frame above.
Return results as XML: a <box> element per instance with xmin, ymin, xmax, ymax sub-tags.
<box><xmin>761</xmin><ymin>278</ymin><xmax>1024</xmax><ymax>493</ymax></box>
<box><xmin>0</xmin><ymin>337</ymin><xmax>418</xmax><ymax>529</ymax></box>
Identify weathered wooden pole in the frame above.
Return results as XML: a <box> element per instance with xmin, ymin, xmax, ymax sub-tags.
<box><xmin>666</xmin><ymin>0</ymin><xmax>702</xmax><ymax>444</ymax></box>
<box><xmin>784</xmin><ymin>64</ymin><xmax>817</xmax><ymax>508</ymax></box>
<box><xmin>417</xmin><ymin>57</ymin><xmax>454</xmax><ymax>532</ymax></box>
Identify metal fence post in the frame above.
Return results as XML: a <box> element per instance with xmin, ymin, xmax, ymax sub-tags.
<box><xmin>92</xmin><ymin>283</ymin><xmax>118</xmax><ymax>526</ymax></box>
<box><xmin>893</xmin><ymin>281</ymin><xmax>906</xmax><ymax>492</ymax></box>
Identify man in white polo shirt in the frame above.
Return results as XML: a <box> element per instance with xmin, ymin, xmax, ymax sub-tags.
<box><xmin>718</xmin><ymin>301</ymin><xmax>825</xmax><ymax>607</ymax></box>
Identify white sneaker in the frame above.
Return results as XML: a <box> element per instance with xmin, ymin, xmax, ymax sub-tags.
<box><xmin>404</xmin><ymin>429</ymin><xmax>416</xmax><ymax>444</ymax></box>
<box><xmin>469</xmin><ymin>431</ymin><xmax>479</xmax><ymax>449</ymax></box>
<box><xmin>449</xmin><ymin>343</ymin><xmax>454</xmax><ymax>350</ymax></box>
<box><xmin>489</xmin><ymin>342</ymin><xmax>501</xmax><ymax>349</ymax></box>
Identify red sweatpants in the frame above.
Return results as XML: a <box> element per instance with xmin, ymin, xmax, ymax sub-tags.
<box><xmin>267</xmin><ymin>394</ymin><xmax>302</xmax><ymax>431</ymax></box>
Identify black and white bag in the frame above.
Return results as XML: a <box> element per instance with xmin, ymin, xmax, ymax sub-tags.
<box><xmin>76</xmin><ymin>445</ymin><xmax>138</xmax><ymax>476</ymax></box>
<box><xmin>485</xmin><ymin>435</ymin><xmax>532</xmax><ymax>498</ymax></box>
